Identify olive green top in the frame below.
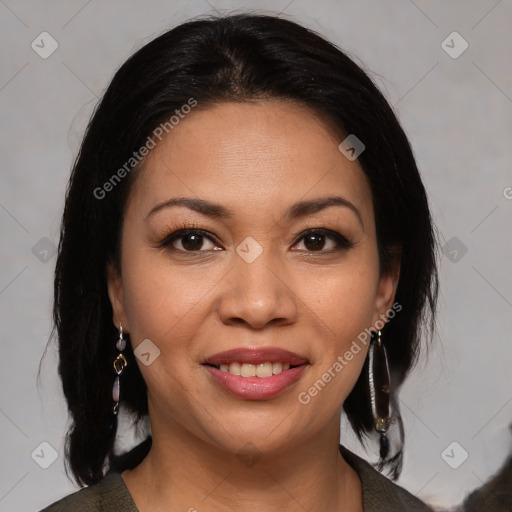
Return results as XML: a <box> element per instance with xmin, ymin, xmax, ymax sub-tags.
<box><xmin>41</xmin><ymin>445</ymin><xmax>434</xmax><ymax>511</ymax></box>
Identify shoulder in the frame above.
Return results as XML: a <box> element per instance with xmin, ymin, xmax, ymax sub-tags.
<box><xmin>39</xmin><ymin>472</ymin><xmax>138</xmax><ymax>512</ymax></box>
<box><xmin>339</xmin><ymin>445</ymin><xmax>435</xmax><ymax>512</ymax></box>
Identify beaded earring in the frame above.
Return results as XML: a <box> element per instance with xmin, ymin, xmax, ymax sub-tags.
<box><xmin>112</xmin><ymin>323</ymin><xmax>128</xmax><ymax>415</ymax></box>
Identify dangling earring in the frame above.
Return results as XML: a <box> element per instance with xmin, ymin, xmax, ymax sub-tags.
<box><xmin>112</xmin><ymin>323</ymin><xmax>128</xmax><ymax>415</ymax></box>
<box><xmin>368</xmin><ymin>329</ymin><xmax>391</xmax><ymax>458</ymax></box>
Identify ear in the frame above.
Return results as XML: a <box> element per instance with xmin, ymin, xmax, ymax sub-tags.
<box><xmin>371</xmin><ymin>247</ymin><xmax>401</xmax><ymax>326</ymax></box>
<box><xmin>106</xmin><ymin>261</ymin><xmax>129</xmax><ymax>331</ymax></box>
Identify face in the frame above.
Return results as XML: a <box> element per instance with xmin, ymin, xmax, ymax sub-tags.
<box><xmin>107</xmin><ymin>101</ymin><xmax>399</xmax><ymax>456</ymax></box>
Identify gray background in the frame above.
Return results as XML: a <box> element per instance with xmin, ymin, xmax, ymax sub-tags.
<box><xmin>1</xmin><ymin>0</ymin><xmax>511</xmax><ymax>510</ymax></box>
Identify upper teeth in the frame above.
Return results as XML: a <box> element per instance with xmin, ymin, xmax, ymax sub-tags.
<box><xmin>218</xmin><ymin>362</ymin><xmax>291</xmax><ymax>377</ymax></box>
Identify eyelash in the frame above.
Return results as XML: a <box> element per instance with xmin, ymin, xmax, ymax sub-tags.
<box><xmin>154</xmin><ymin>221</ymin><xmax>355</xmax><ymax>255</ymax></box>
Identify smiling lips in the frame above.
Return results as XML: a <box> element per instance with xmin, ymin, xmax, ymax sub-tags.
<box><xmin>202</xmin><ymin>347</ymin><xmax>310</xmax><ymax>400</ymax></box>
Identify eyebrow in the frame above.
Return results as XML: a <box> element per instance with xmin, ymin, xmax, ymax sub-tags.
<box><xmin>145</xmin><ymin>196</ymin><xmax>363</xmax><ymax>227</ymax></box>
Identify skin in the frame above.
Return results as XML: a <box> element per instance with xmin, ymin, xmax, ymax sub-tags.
<box><xmin>107</xmin><ymin>100</ymin><xmax>400</xmax><ymax>512</ymax></box>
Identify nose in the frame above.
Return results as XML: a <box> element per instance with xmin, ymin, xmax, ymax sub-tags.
<box><xmin>217</xmin><ymin>247</ymin><xmax>298</xmax><ymax>330</ymax></box>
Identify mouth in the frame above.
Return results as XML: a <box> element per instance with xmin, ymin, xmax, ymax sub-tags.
<box><xmin>202</xmin><ymin>347</ymin><xmax>310</xmax><ymax>400</ymax></box>
<box><xmin>203</xmin><ymin>361</ymin><xmax>305</xmax><ymax>378</ymax></box>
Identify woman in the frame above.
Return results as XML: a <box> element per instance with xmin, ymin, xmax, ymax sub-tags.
<box><xmin>42</xmin><ymin>13</ymin><xmax>438</xmax><ymax>511</ymax></box>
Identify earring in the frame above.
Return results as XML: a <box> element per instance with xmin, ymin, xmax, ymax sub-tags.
<box><xmin>112</xmin><ymin>323</ymin><xmax>128</xmax><ymax>415</ymax></box>
<box><xmin>368</xmin><ymin>329</ymin><xmax>391</xmax><ymax>458</ymax></box>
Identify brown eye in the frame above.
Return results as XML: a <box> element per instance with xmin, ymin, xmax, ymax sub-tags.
<box><xmin>159</xmin><ymin>229</ymin><xmax>220</xmax><ymax>252</ymax></box>
<box><xmin>303</xmin><ymin>233</ymin><xmax>327</xmax><ymax>251</ymax></box>
<box><xmin>180</xmin><ymin>233</ymin><xmax>206</xmax><ymax>251</ymax></box>
<box><xmin>293</xmin><ymin>229</ymin><xmax>354</xmax><ymax>253</ymax></box>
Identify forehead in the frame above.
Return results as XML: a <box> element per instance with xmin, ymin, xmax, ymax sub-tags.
<box><xmin>127</xmin><ymin>101</ymin><xmax>373</xmax><ymax>221</ymax></box>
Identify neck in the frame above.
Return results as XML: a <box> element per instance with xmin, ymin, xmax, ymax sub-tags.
<box><xmin>122</xmin><ymin>413</ymin><xmax>363</xmax><ymax>512</ymax></box>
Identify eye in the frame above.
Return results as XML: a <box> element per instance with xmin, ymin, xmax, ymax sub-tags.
<box><xmin>161</xmin><ymin>229</ymin><xmax>221</xmax><ymax>252</ymax></box>
<box><xmin>155</xmin><ymin>224</ymin><xmax>354</xmax><ymax>255</ymax></box>
<box><xmin>292</xmin><ymin>229</ymin><xmax>354</xmax><ymax>252</ymax></box>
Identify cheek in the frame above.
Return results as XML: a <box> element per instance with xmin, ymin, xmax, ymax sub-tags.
<box><xmin>120</xmin><ymin>254</ymin><xmax>212</xmax><ymax>404</ymax></box>
<box><xmin>307</xmin><ymin>263</ymin><xmax>379</xmax><ymax>339</ymax></box>
<box><xmin>296</xmin><ymin>258</ymin><xmax>379</xmax><ymax>402</ymax></box>
<box><xmin>122</xmin><ymin>255</ymin><xmax>212</xmax><ymax>344</ymax></box>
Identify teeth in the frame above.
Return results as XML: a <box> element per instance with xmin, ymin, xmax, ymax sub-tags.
<box><xmin>272</xmin><ymin>362</ymin><xmax>282</xmax><ymax>374</ymax></box>
<box><xmin>228</xmin><ymin>362</ymin><xmax>241</xmax><ymax>375</ymax></box>
<box><xmin>256</xmin><ymin>362</ymin><xmax>273</xmax><ymax>378</ymax></box>
<box><xmin>241</xmin><ymin>364</ymin><xmax>256</xmax><ymax>377</ymax></box>
<box><xmin>216</xmin><ymin>361</ymin><xmax>297</xmax><ymax>377</ymax></box>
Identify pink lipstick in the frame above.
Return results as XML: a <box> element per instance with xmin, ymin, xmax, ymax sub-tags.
<box><xmin>203</xmin><ymin>347</ymin><xmax>310</xmax><ymax>400</ymax></box>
